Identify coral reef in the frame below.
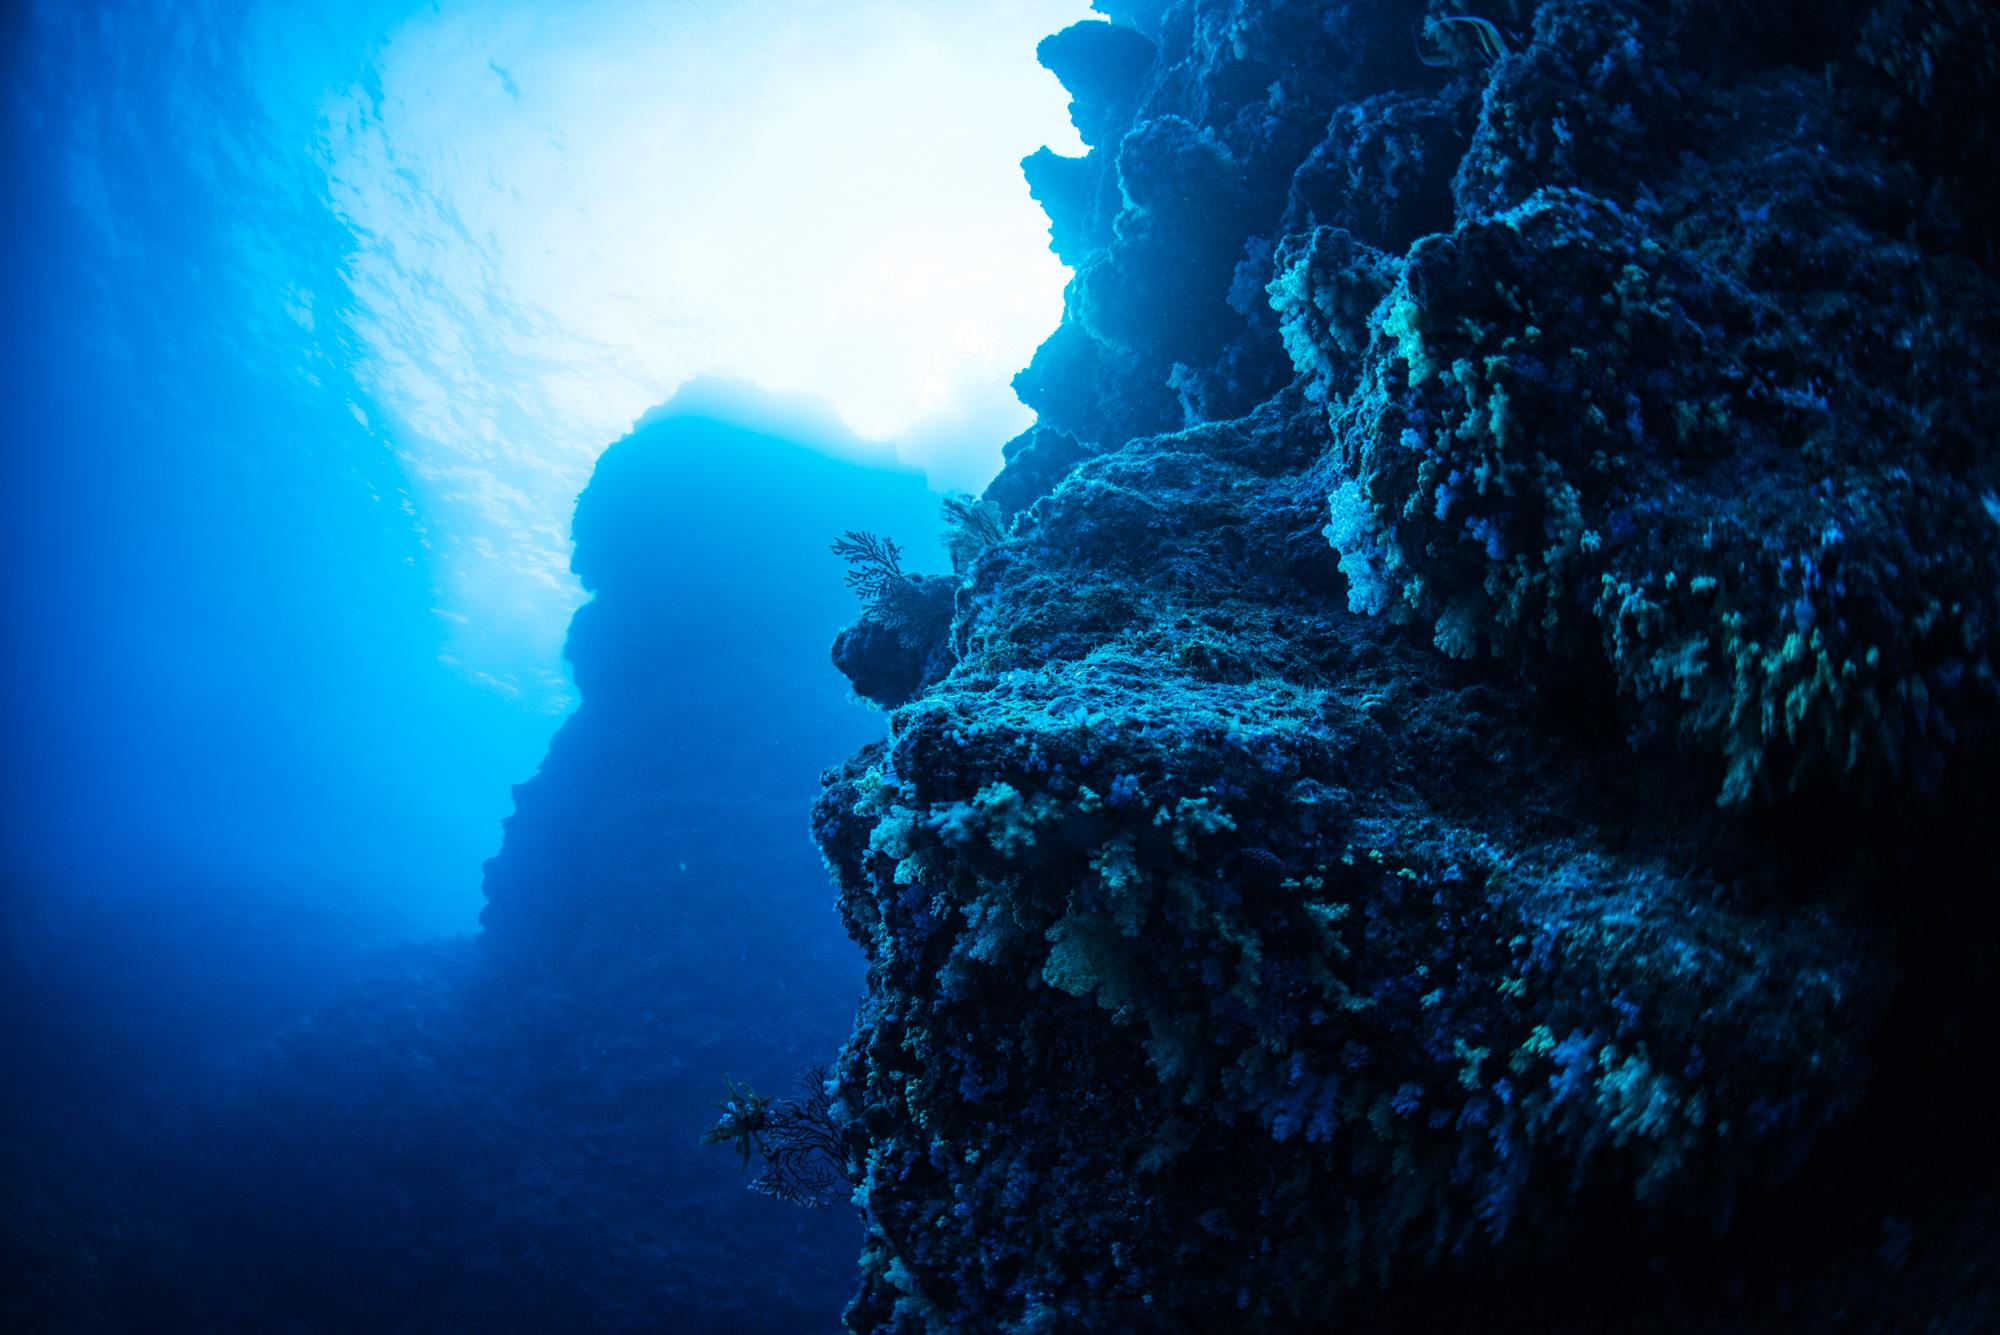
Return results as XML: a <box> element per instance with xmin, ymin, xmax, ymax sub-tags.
<box><xmin>815</xmin><ymin>1</ymin><xmax>2000</xmax><ymax>1330</ymax></box>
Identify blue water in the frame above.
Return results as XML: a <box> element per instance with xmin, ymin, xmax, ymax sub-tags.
<box><xmin>0</xmin><ymin>2</ymin><xmax>988</xmax><ymax>1327</ymax></box>
<box><xmin>2</xmin><ymin>0</ymin><xmax>537</xmax><ymax>931</ymax></box>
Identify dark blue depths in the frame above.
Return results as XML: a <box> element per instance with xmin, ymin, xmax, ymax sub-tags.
<box><xmin>2</xmin><ymin>2</ymin><xmax>956</xmax><ymax>1326</ymax></box>
<box><xmin>3</xmin><ymin>412</ymin><xmax>944</xmax><ymax>1332</ymax></box>
<box><xmin>814</xmin><ymin>1</ymin><xmax>2000</xmax><ymax>1331</ymax></box>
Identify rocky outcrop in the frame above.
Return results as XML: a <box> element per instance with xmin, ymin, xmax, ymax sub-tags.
<box><xmin>816</xmin><ymin>3</ymin><xmax>2000</xmax><ymax>1331</ymax></box>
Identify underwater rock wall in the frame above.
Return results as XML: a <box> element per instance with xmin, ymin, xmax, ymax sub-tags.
<box><xmin>816</xmin><ymin>1</ymin><xmax>1999</xmax><ymax>1330</ymax></box>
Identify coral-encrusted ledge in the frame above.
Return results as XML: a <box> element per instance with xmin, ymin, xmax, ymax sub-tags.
<box><xmin>815</xmin><ymin>401</ymin><xmax>1892</xmax><ymax>1331</ymax></box>
<box><xmin>807</xmin><ymin>0</ymin><xmax>2000</xmax><ymax>1328</ymax></box>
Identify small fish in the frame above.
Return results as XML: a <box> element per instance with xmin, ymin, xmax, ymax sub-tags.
<box><xmin>1414</xmin><ymin>14</ymin><xmax>1517</xmax><ymax>67</ymax></box>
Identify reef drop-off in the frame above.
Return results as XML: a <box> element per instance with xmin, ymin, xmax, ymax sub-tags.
<box><xmin>812</xmin><ymin>1</ymin><xmax>2000</xmax><ymax>1330</ymax></box>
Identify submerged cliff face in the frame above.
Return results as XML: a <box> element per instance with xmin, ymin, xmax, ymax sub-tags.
<box><xmin>815</xmin><ymin>1</ymin><xmax>1999</xmax><ymax>1330</ymax></box>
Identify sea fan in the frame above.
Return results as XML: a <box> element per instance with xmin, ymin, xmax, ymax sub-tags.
<box><xmin>746</xmin><ymin>1065</ymin><xmax>860</xmax><ymax>1209</ymax></box>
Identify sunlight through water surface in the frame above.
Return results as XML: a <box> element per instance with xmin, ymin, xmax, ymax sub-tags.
<box><xmin>324</xmin><ymin>0</ymin><xmax>1092</xmax><ymax>710</ymax></box>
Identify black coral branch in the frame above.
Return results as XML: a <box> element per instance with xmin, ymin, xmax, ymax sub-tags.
<box><xmin>746</xmin><ymin>1065</ymin><xmax>861</xmax><ymax>1210</ymax></box>
<box><xmin>830</xmin><ymin>530</ymin><xmax>908</xmax><ymax>602</ymax></box>
<box><xmin>831</xmin><ymin>530</ymin><xmax>953</xmax><ymax>639</ymax></box>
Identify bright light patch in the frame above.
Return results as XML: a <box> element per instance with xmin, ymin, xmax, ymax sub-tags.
<box><xmin>325</xmin><ymin>0</ymin><xmax>1092</xmax><ymax>708</ymax></box>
